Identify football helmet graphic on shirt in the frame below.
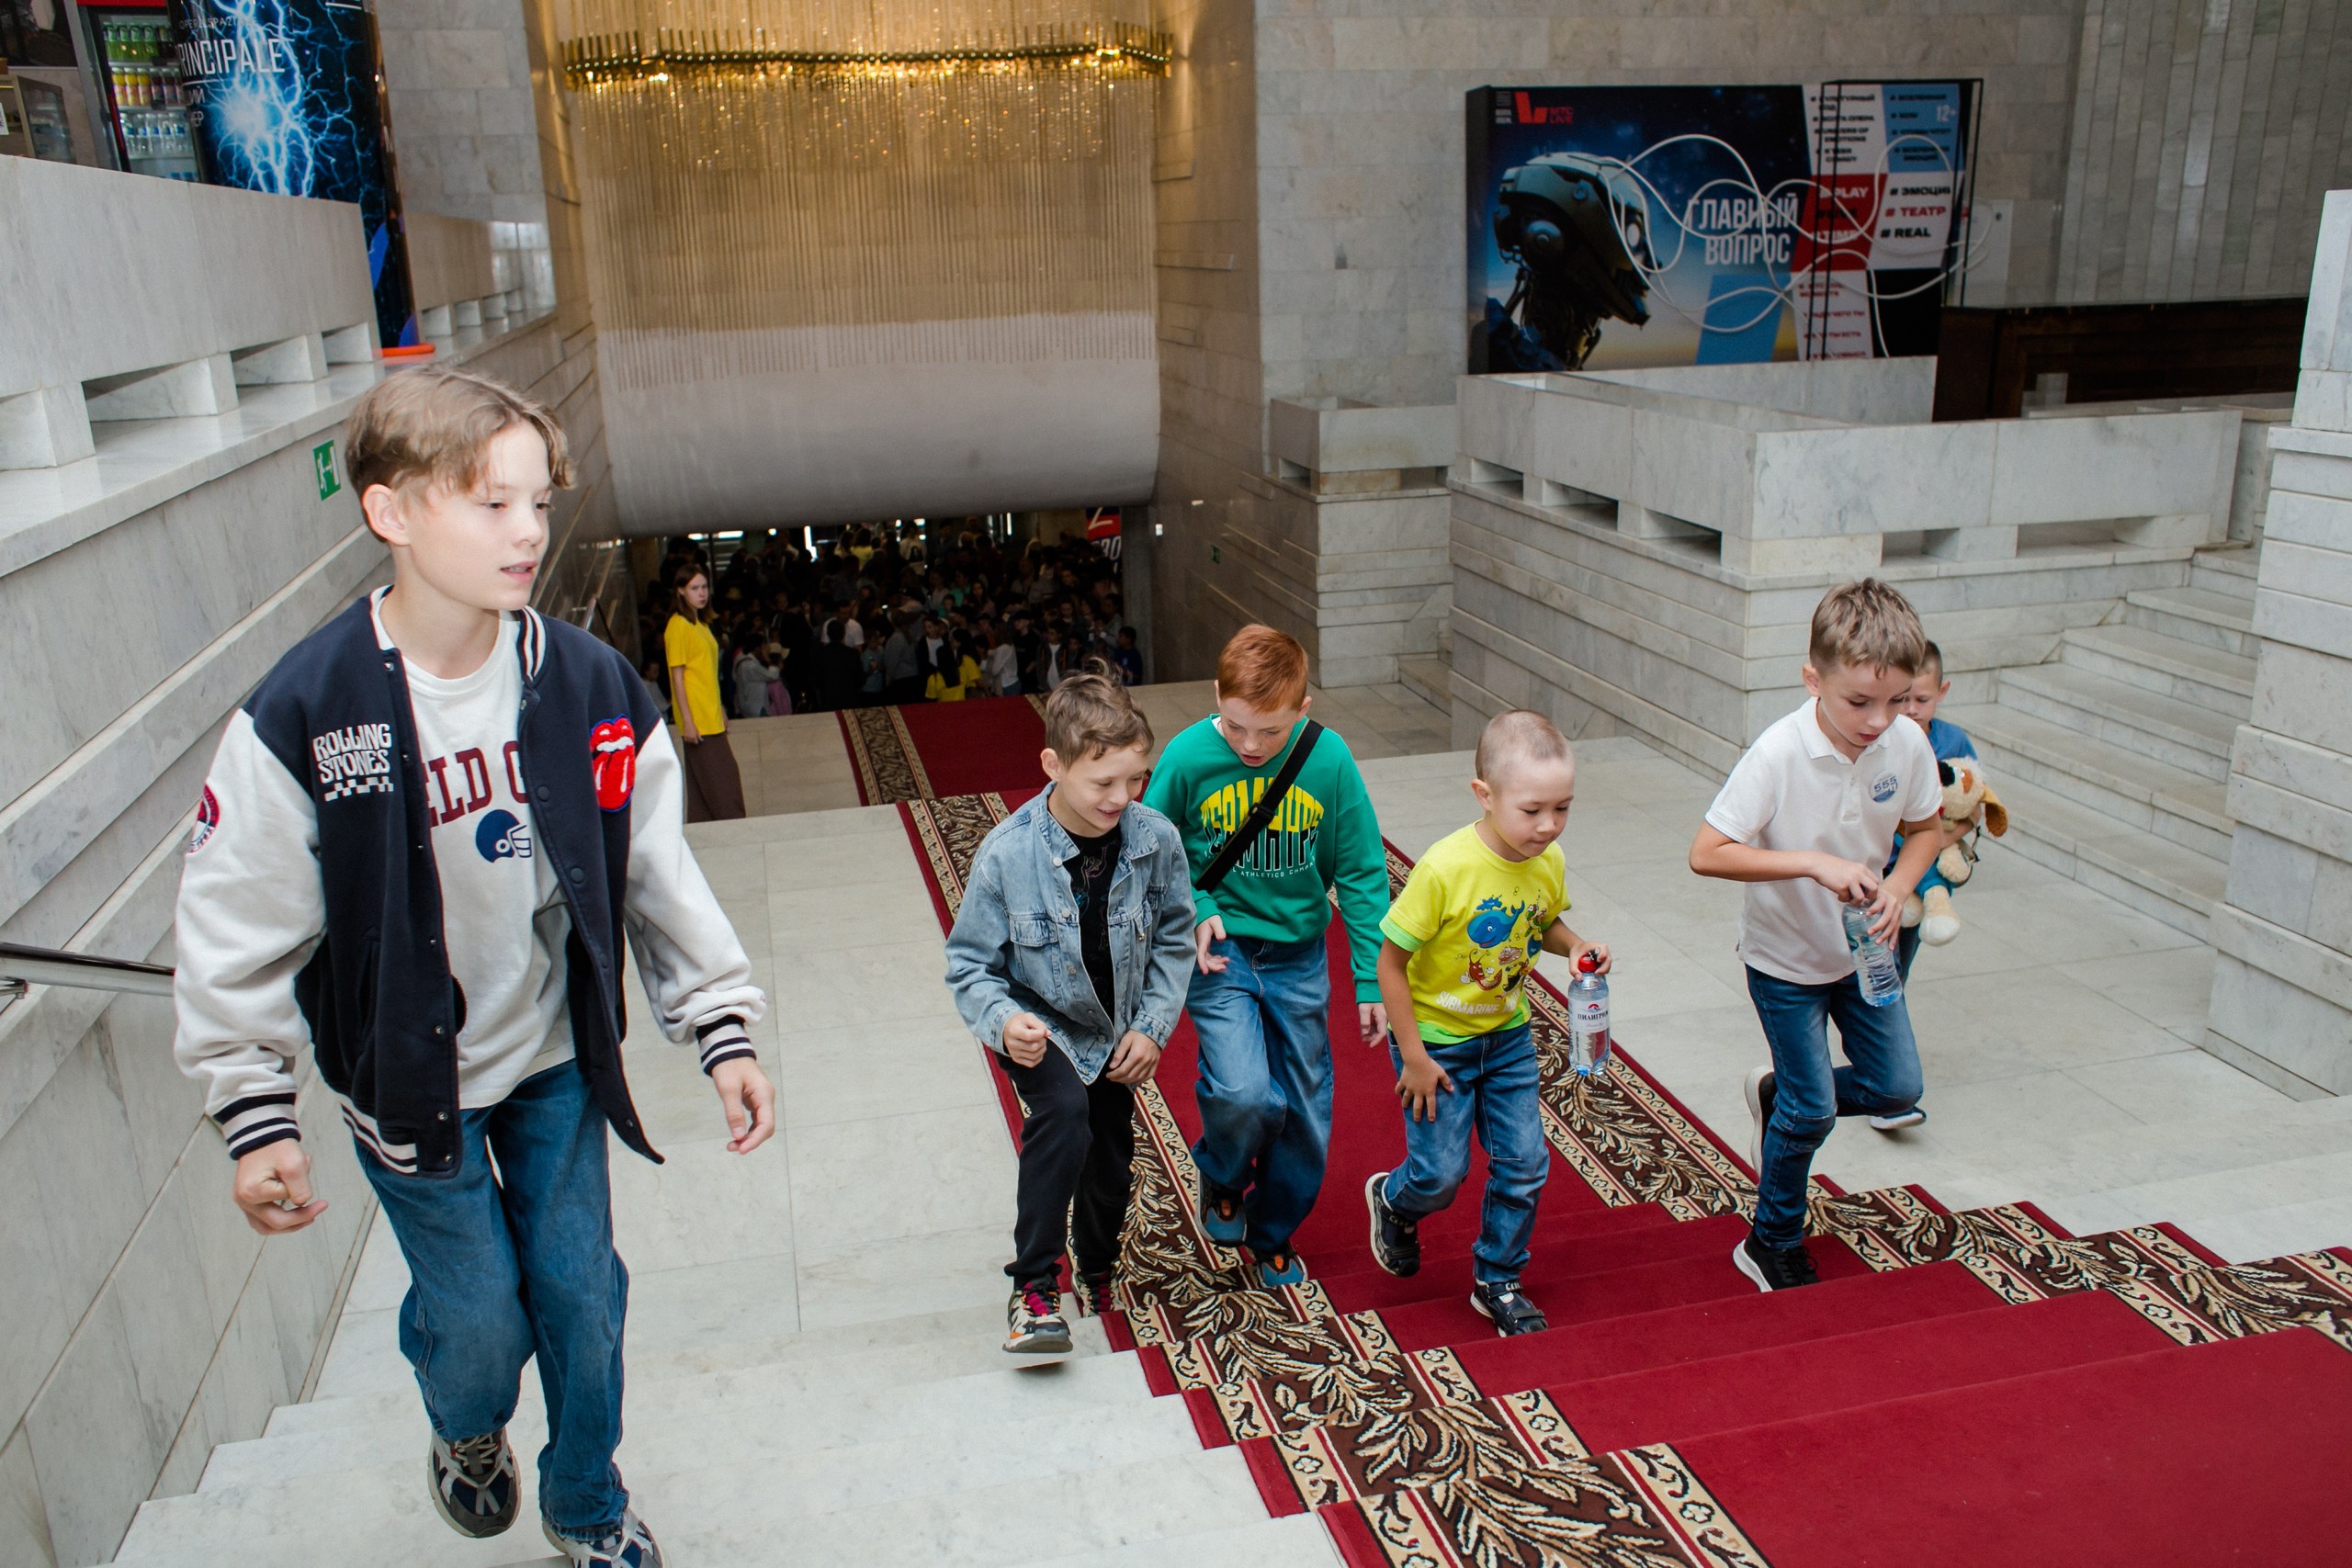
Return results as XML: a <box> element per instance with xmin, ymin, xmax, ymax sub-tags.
<box><xmin>476</xmin><ymin>808</ymin><xmax>533</xmax><ymax>862</ymax></box>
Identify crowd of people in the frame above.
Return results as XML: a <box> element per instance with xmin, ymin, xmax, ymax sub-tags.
<box><xmin>635</xmin><ymin>520</ymin><xmax>1139</xmax><ymax>727</ymax></box>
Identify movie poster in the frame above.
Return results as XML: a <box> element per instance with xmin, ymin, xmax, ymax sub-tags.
<box><xmin>171</xmin><ymin>0</ymin><xmax>416</xmax><ymax>347</ymax></box>
<box><xmin>1465</xmin><ymin>81</ymin><xmax>1975</xmax><ymax>374</ymax></box>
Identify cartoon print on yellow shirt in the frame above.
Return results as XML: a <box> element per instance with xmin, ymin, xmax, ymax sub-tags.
<box><xmin>1453</xmin><ymin>896</ymin><xmax>1543</xmax><ymax>997</ymax></box>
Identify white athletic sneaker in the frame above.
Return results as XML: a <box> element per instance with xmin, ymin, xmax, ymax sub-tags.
<box><xmin>1869</xmin><ymin>1107</ymin><xmax>1928</xmax><ymax>1133</ymax></box>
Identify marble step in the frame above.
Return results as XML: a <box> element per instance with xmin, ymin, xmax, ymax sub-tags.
<box><xmin>2188</xmin><ymin>546</ymin><xmax>2260</xmax><ymax>604</ymax></box>
<box><xmin>1396</xmin><ymin>654</ymin><xmax>1450</xmax><ymax>715</ymax></box>
<box><xmin>120</xmin><ymin>1446</ymin><xmax>1274</xmax><ymax>1568</ymax></box>
<box><xmin>1976</xmin><ymin>777</ymin><xmax>2225</xmax><ymax>940</ymax></box>
<box><xmin>1947</xmin><ymin>702</ymin><xmax>2233</xmax><ymax>862</ymax></box>
<box><xmin>1995</xmin><ymin>663</ymin><xmax>2238</xmax><ymax>782</ymax></box>
<box><xmin>2057</xmin><ymin>623</ymin><xmax>2255</xmax><ymax>719</ymax></box>
<box><xmin>218</xmin><ymin>1343</ymin><xmax>1159</xmax><ymax>1493</ymax></box>
<box><xmin>2123</xmin><ymin>586</ymin><xmax>2258</xmax><ymax>657</ymax></box>
<box><xmin>134</xmin><ymin>1373</ymin><xmax>1202</xmax><ymax>1561</ymax></box>
<box><xmin>292</xmin><ymin>1297</ymin><xmax>1085</xmax><ymax>1426</ymax></box>
<box><xmin>270</xmin><ymin>1315</ymin><xmax>1118</xmax><ymax>1438</ymax></box>
<box><xmin>1035</xmin><ymin>1515</ymin><xmax>1341</xmax><ymax>1567</ymax></box>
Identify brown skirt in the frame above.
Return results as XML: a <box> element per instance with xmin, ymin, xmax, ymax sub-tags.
<box><xmin>681</xmin><ymin>729</ymin><xmax>747</xmax><ymax>822</ymax></box>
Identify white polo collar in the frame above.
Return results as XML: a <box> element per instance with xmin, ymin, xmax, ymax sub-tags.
<box><xmin>1799</xmin><ymin>698</ymin><xmax>1882</xmax><ymax>767</ymax></box>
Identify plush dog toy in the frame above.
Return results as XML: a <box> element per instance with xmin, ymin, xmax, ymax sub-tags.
<box><xmin>1900</xmin><ymin>757</ymin><xmax>2008</xmax><ymax>945</ymax></box>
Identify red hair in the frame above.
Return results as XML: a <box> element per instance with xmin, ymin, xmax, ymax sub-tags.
<box><xmin>1216</xmin><ymin>624</ymin><xmax>1309</xmax><ymax>711</ymax></box>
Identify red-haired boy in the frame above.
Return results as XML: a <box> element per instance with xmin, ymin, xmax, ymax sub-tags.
<box><xmin>1141</xmin><ymin>626</ymin><xmax>1390</xmax><ymax>1285</ymax></box>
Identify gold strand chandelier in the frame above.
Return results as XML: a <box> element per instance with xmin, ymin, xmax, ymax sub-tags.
<box><xmin>562</xmin><ymin>19</ymin><xmax>1170</xmax><ymax>86</ymax></box>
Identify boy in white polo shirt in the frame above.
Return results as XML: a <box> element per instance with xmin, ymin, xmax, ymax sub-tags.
<box><xmin>1689</xmin><ymin>580</ymin><xmax>1945</xmax><ymax>1292</ymax></box>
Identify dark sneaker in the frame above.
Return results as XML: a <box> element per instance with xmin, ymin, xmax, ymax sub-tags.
<box><xmin>1005</xmin><ymin>1281</ymin><xmax>1073</xmax><ymax>1355</ymax></box>
<box><xmin>1365</xmin><ymin>1170</ymin><xmax>1420</xmax><ymax>1278</ymax></box>
<box><xmin>1743</xmin><ymin>1066</ymin><xmax>1777</xmax><ymax>1174</ymax></box>
<box><xmin>1869</xmin><ymin>1106</ymin><xmax>1928</xmax><ymax>1133</ymax></box>
<box><xmin>1196</xmin><ymin>1170</ymin><xmax>1246</xmax><ymax>1246</ymax></box>
<box><xmin>1256</xmin><ymin>1247</ymin><xmax>1306</xmax><ymax>1288</ymax></box>
<box><xmin>1076</xmin><ymin>1269</ymin><xmax>1118</xmax><ymax>1318</ymax></box>
<box><xmin>1733</xmin><ymin>1233</ymin><xmax>1821</xmax><ymax>1292</ymax></box>
<box><xmin>1470</xmin><ymin>1279</ymin><xmax>1549</xmax><ymax>1337</ymax></box>
<box><xmin>427</xmin><ymin>1429</ymin><xmax>518</xmax><ymax>1539</ymax></box>
<box><xmin>544</xmin><ymin>1507</ymin><xmax>663</xmax><ymax>1568</ymax></box>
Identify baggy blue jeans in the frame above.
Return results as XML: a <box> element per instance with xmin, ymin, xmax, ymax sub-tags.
<box><xmin>1745</xmin><ymin>965</ymin><xmax>1924</xmax><ymax>1249</ymax></box>
<box><xmin>1185</xmin><ymin>931</ymin><xmax>1334</xmax><ymax>1256</ymax></box>
<box><xmin>1382</xmin><ymin>1019</ymin><xmax>1549</xmax><ymax>1282</ymax></box>
<box><xmin>353</xmin><ymin>1063</ymin><xmax>629</xmax><ymax>1538</ymax></box>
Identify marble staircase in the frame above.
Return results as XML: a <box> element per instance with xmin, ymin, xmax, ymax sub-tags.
<box><xmin>1949</xmin><ymin>543</ymin><xmax>2259</xmax><ymax>941</ymax></box>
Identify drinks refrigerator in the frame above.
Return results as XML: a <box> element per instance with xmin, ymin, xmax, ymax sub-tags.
<box><xmin>83</xmin><ymin>0</ymin><xmax>198</xmax><ymax>178</ymax></box>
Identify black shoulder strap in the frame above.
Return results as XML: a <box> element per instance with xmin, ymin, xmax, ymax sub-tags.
<box><xmin>1196</xmin><ymin>720</ymin><xmax>1324</xmax><ymax>896</ymax></box>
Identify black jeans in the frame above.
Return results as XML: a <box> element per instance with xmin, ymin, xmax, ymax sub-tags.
<box><xmin>999</xmin><ymin>1044</ymin><xmax>1136</xmax><ymax>1286</ymax></box>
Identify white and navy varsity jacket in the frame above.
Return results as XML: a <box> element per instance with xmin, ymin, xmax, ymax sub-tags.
<box><xmin>174</xmin><ymin>592</ymin><xmax>764</xmax><ymax>1178</ymax></box>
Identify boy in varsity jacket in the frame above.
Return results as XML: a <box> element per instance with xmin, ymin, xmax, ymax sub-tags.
<box><xmin>174</xmin><ymin>368</ymin><xmax>772</xmax><ymax>1568</ymax></box>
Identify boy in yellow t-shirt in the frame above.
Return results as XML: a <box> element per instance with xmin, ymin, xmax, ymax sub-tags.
<box><xmin>1367</xmin><ymin>710</ymin><xmax>1611</xmax><ymax>1337</ymax></box>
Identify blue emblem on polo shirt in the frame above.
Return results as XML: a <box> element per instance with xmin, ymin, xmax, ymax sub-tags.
<box><xmin>1870</xmin><ymin>773</ymin><xmax>1899</xmax><ymax>803</ymax></box>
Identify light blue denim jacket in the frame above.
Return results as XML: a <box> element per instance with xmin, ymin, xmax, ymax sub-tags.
<box><xmin>944</xmin><ymin>790</ymin><xmax>1197</xmax><ymax>1083</ymax></box>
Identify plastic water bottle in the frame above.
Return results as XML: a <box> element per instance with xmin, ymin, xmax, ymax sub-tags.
<box><xmin>1568</xmin><ymin>952</ymin><xmax>1611</xmax><ymax>1077</ymax></box>
<box><xmin>1843</xmin><ymin>903</ymin><xmax>1903</xmax><ymax>1007</ymax></box>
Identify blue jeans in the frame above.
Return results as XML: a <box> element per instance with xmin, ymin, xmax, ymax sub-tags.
<box><xmin>1745</xmin><ymin>966</ymin><xmax>1924</xmax><ymax>1249</ymax></box>
<box><xmin>354</xmin><ymin>1064</ymin><xmax>629</xmax><ymax>1538</ymax></box>
<box><xmin>1185</xmin><ymin>932</ymin><xmax>1334</xmax><ymax>1255</ymax></box>
<box><xmin>1383</xmin><ymin>1019</ymin><xmax>1548</xmax><ymax>1281</ymax></box>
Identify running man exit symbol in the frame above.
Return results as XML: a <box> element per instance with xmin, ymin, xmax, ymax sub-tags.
<box><xmin>314</xmin><ymin>441</ymin><xmax>341</xmax><ymax>500</ymax></box>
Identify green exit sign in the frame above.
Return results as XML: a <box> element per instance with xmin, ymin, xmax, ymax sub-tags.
<box><xmin>313</xmin><ymin>441</ymin><xmax>341</xmax><ymax>500</ymax></box>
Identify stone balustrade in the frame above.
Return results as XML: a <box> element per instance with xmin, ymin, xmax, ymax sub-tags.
<box><xmin>1269</xmin><ymin>397</ymin><xmax>1453</xmax><ymax>493</ymax></box>
<box><xmin>0</xmin><ymin>160</ymin><xmax>377</xmax><ymax>471</ymax></box>
<box><xmin>405</xmin><ymin>210</ymin><xmax>522</xmax><ymax>337</ymax></box>
<box><xmin>1454</xmin><ymin>360</ymin><xmax>2241</xmax><ymax>577</ymax></box>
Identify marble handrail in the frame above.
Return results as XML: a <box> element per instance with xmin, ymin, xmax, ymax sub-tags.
<box><xmin>1455</xmin><ymin>360</ymin><xmax>2241</xmax><ymax>577</ymax></box>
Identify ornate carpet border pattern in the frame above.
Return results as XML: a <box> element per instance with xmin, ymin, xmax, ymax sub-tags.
<box><xmin>838</xmin><ymin>705</ymin><xmax>933</xmax><ymax>805</ymax></box>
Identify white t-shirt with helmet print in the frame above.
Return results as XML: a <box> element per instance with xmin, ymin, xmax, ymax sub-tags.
<box><xmin>385</xmin><ymin>604</ymin><xmax>576</xmax><ymax>1107</ymax></box>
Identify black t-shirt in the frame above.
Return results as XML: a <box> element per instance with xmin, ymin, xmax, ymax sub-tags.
<box><xmin>1063</xmin><ymin>821</ymin><xmax>1120</xmax><ymax>1017</ymax></box>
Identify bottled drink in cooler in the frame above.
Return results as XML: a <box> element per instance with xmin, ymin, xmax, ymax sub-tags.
<box><xmin>1842</xmin><ymin>904</ymin><xmax>1903</xmax><ymax>1007</ymax></box>
<box><xmin>1568</xmin><ymin>952</ymin><xmax>1611</xmax><ymax>1077</ymax></box>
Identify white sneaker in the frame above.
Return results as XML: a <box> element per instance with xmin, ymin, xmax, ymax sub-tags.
<box><xmin>1870</xmin><ymin>1107</ymin><xmax>1928</xmax><ymax>1133</ymax></box>
<box><xmin>1743</xmin><ymin>1066</ymin><xmax>1775</xmax><ymax>1174</ymax></box>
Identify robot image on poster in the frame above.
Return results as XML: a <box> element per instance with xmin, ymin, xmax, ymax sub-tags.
<box><xmin>1470</xmin><ymin>126</ymin><xmax>1979</xmax><ymax>375</ymax></box>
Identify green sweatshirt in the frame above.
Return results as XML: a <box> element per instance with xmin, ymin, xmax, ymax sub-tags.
<box><xmin>1142</xmin><ymin>715</ymin><xmax>1390</xmax><ymax>1002</ymax></box>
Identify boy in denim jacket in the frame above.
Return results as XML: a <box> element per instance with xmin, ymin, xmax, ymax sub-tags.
<box><xmin>944</xmin><ymin>671</ymin><xmax>1196</xmax><ymax>1353</ymax></box>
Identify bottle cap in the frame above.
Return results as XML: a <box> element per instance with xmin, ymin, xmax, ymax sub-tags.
<box><xmin>1577</xmin><ymin>952</ymin><xmax>1599</xmax><ymax>973</ymax></box>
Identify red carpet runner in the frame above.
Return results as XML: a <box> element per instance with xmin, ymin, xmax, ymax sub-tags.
<box><xmin>839</xmin><ymin>695</ymin><xmax>1048</xmax><ymax>805</ymax></box>
<box><xmin>898</xmin><ymin>787</ymin><xmax>2352</xmax><ymax>1567</ymax></box>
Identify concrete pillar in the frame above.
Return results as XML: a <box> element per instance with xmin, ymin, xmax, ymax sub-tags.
<box><xmin>2203</xmin><ymin>190</ymin><xmax>2352</xmax><ymax>1100</ymax></box>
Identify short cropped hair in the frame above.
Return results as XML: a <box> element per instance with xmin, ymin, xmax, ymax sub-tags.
<box><xmin>1216</xmin><ymin>624</ymin><xmax>1309</xmax><ymax>711</ymax></box>
<box><xmin>345</xmin><ymin>366</ymin><xmax>572</xmax><ymax>504</ymax></box>
<box><xmin>1475</xmin><ymin>709</ymin><xmax>1572</xmax><ymax>784</ymax></box>
<box><xmin>1044</xmin><ymin>666</ymin><xmax>1153</xmax><ymax>762</ymax></box>
<box><xmin>1809</xmin><ymin>579</ymin><xmax>1928</xmax><ymax>676</ymax></box>
<box><xmin>1918</xmin><ymin>639</ymin><xmax>1946</xmax><ymax>681</ymax></box>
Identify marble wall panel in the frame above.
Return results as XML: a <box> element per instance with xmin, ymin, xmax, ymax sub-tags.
<box><xmin>0</xmin><ymin>163</ymin><xmax>372</xmax><ymax>402</ymax></box>
<box><xmin>1752</xmin><ymin>422</ymin><xmax>1995</xmax><ymax>538</ymax></box>
<box><xmin>1986</xmin><ymin>409</ymin><xmax>2237</xmax><ymax>527</ymax></box>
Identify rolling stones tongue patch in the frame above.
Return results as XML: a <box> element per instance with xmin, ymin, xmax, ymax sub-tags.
<box><xmin>591</xmin><ymin>717</ymin><xmax>637</xmax><ymax>811</ymax></box>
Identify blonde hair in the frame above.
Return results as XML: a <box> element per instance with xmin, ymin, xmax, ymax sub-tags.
<box><xmin>1809</xmin><ymin>579</ymin><xmax>1928</xmax><ymax>676</ymax></box>
<box><xmin>1044</xmin><ymin>666</ymin><xmax>1153</xmax><ymax>762</ymax></box>
<box><xmin>1475</xmin><ymin>709</ymin><xmax>1571</xmax><ymax>784</ymax></box>
<box><xmin>344</xmin><ymin>366</ymin><xmax>572</xmax><ymax>504</ymax></box>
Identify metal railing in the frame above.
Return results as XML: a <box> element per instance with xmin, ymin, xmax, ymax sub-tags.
<box><xmin>0</xmin><ymin>942</ymin><xmax>174</xmax><ymax>1000</ymax></box>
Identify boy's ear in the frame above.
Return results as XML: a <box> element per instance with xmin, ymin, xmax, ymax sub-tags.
<box><xmin>1800</xmin><ymin>661</ymin><xmax>1822</xmax><ymax>698</ymax></box>
<box><xmin>1469</xmin><ymin>775</ymin><xmax>1495</xmax><ymax>814</ymax></box>
<box><xmin>360</xmin><ymin>482</ymin><xmax>408</xmax><ymax>547</ymax></box>
<box><xmin>1039</xmin><ymin>747</ymin><xmax>1064</xmax><ymax>783</ymax></box>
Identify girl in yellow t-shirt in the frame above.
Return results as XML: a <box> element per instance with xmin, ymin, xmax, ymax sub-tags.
<box><xmin>663</xmin><ymin>568</ymin><xmax>745</xmax><ymax>821</ymax></box>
